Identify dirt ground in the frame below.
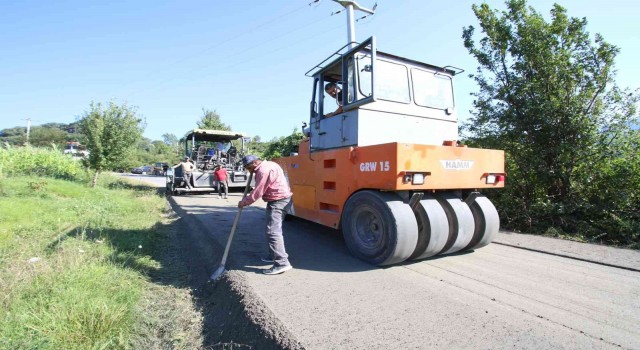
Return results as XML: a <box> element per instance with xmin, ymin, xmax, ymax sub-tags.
<box><xmin>122</xmin><ymin>174</ymin><xmax>303</xmax><ymax>349</ymax></box>
<box><xmin>166</xmin><ymin>196</ymin><xmax>304</xmax><ymax>350</ymax></box>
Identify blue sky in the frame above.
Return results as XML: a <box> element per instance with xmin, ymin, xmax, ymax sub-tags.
<box><xmin>1</xmin><ymin>0</ymin><xmax>638</xmax><ymax>141</ymax></box>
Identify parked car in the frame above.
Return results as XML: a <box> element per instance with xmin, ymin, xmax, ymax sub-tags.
<box><xmin>153</xmin><ymin>162</ymin><xmax>169</xmax><ymax>176</ymax></box>
<box><xmin>131</xmin><ymin>165</ymin><xmax>153</xmax><ymax>174</ymax></box>
<box><xmin>131</xmin><ymin>167</ymin><xmax>142</xmax><ymax>174</ymax></box>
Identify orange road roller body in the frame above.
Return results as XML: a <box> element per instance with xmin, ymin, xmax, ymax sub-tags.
<box><xmin>278</xmin><ymin>140</ymin><xmax>505</xmax><ymax>230</ymax></box>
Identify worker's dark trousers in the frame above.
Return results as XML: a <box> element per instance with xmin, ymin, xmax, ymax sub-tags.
<box><xmin>217</xmin><ymin>180</ymin><xmax>228</xmax><ymax>197</ymax></box>
<box><xmin>265</xmin><ymin>197</ymin><xmax>292</xmax><ymax>267</ymax></box>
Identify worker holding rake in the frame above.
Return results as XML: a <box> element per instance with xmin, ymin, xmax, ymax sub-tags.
<box><xmin>238</xmin><ymin>155</ymin><xmax>293</xmax><ymax>275</ymax></box>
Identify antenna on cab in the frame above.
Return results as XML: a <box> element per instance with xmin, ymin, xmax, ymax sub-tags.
<box><xmin>332</xmin><ymin>1</ymin><xmax>377</xmax><ymax>48</ymax></box>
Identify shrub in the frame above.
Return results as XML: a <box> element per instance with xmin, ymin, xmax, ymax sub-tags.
<box><xmin>0</xmin><ymin>145</ymin><xmax>85</xmax><ymax>181</ymax></box>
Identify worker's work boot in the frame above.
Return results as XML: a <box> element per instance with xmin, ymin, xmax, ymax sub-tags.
<box><xmin>263</xmin><ymin>265</ymin><xmax>292</xmax><ymax>275</ymax></box>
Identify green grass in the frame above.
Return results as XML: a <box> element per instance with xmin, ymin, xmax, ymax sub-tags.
<box><xmin>3</xmin><ymin>265</ymin><xmax>141</xmax><ymax>349</ymax></box>
<box><xmin>0</xmin><ymin>174</ymin><xmax>202</xmax><ymax>349</ymax></box>
<box><xmin>0</xmin><ymin>145</ymin><xmax>84</xmax><ymax>180</ymax></box>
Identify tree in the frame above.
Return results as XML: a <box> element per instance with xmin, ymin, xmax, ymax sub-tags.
<box><xmin>162</xmin><ymin>133</ymin><xmax>178</xmax><ymax>146</ymax></box>
<box><xmin>137</xmin><ymin>137</ymin><xmax>154</xmax><ymax>153</ymax></box>
<box><xmin>1</xmin><ymin>122</ymin><xmax>86</xmax><ymax>147</ymax></box>
<box><xmin>151</xmin><ymin>140</ymin><xmax>171</xmax><ymax>155</ymax></box>
<box><xmin>462</xmin><ymin>0</ymin><xmax>639</xmax><ymax>244</ymax></box>
<box><xmin>79</xmin><ymin>101</ymin><xmax>144</xmax><ymax>187</ymax></box>
<box><xmin>262</xmin><ymin>129</ymin><xmax>304</xmax><ymax>160</ymax></box>
<box><xmin>29</xmin><ymin>127</ymin><xmax>68</xmax><ymax>148</ymax></box>
<box><xmin>196</xmin><ymin>108</ymin><xmax>231</xmax><ymax>131</ymax></box>
<box><xmin>162</xmin><ymin>133</ymin><xmax>180</xmax><ymax>156</ymax></box>
<box><xmin>246</xmin><ymin>135</ymin><xmax>269</xmax><ymax>158</ymax></box>
<box><xmin>0</xmin><ymin>127</ymin><xmax>27</xmax><ymax>145</ymax></box>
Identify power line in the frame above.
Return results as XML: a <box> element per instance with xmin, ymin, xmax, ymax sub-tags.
<box><xmin>128</xmin><ymin>10</ymin><xmax>338</xmax><ymax>97</ymax></box>
<box><xmin>114</xmin><ymin>0</ymin><xmax>380</xmax><ymax>101</ymax></box>
<box><xmin>138</xmin><ymin>22</ymin><xmax>347</xmax><ymax>97</ymax></box>
<box><xmin>114</xmin><ymin>3</ymin><xmax>311</xmax><ymax>97</ymax></box>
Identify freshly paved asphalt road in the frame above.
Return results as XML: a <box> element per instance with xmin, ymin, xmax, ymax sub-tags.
<box><xmin>128</xmin><ymin>174</ymin><xmax>640</xmax><ymax>349</ymax></box>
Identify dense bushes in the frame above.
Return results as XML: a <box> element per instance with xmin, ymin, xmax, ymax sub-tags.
<box><xmin>463</xmin><ymin>1</ymin><xmax>639</xmax><ymax>247</ymax></box>
<box><xmin>262</xmin><ymin>130</ymin><xmax>305</xmax><ymax>160</ymax></box>
<box><xmin>0</xmin><ymin>145</ymin><xmax>84</xmax><ymax>181</ymax></box>
<box><xmin>482</xmin><ymin>161</ymin><xmax>639</xmax><ymax>246</ymax></box>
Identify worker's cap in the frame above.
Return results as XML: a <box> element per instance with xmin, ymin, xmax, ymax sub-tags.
<box><xmin>183</xmin><ymin>156</ymin><xmax>189</xmax><ymax>160</ymax></box>
<box><xmin>242</xmin><ymin>155</ymin><xmax>259</xmax><ymax>167</ymax></box>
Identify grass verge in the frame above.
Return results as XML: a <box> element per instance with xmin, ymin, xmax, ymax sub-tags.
<box><xmin>0</xmin><ymin>174</ymin><xmax>202</xmax><ymax>349</ymax></box>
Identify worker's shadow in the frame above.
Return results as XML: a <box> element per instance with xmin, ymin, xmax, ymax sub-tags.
<box><xmin>231</xmin><ymin>208</ymin><xmax>473</xmax><ymax>275</ymax></box>
<box><xmin>169</xmin><ymin>194</ymin><xmax>463</xmax><ymax>276</ymax></box>
<box><xmin>225</xmin><ymin>207</ymin><xmax>376</xmax><ymax>274</ymax></box>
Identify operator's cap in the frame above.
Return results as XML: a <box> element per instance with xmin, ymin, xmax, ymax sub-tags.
<box><xmin>184</xmin><ymin>156</ymin><xmax>189</xmax><ymax>160</ymax></box>
<box><xmin>242</xmin><ymin>155</ymin><xmax>259</xmax><ymax>167</ymax></box>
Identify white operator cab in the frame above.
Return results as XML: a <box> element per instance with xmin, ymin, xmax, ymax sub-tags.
<box><xmin>306</xmin><ymin>37</ymin><xmax>463</xmax><ymax>151</ymax></box>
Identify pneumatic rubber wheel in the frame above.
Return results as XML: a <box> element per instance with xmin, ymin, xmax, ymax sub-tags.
<box><xmin>409</xmin><ymin>195</ymin><xmax>450</xmax><ymax>260</ymax></box>
<box><xmin>434</xmin><ymin>192</ymin><xmax>475</xmax><ymax>255</ymax></box>
<box><xmin>464</xmin><ymin>195</ymin><xmax>500</xmax><ymax>251</ymax></box>
<box><xmin>341</xmin><ymin>190</ymin><xmax>418</xmax><ymax>266</ymax></box>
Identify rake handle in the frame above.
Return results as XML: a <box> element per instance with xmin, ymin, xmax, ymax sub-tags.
<box><xmin>218</xmin><ymin>171</ymin><xmax>254</xmax><ymax>268</ymax></box>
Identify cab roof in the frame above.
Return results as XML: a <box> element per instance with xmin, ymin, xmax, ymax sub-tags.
<box><xmin>182</xmin><ymin>128</ymin><xmax>248</xmax><ymax>142</ymax></box>
<box><xmin>306</xmin><ymin>36</ymin><xmax>460</xmax><ymax>78</ymax></box>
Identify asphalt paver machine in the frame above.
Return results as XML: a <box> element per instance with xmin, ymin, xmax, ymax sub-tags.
<box><xmin>167</xmin><ymin>129</ymin><xmax>252</xmax><ymax>195</ymax></box>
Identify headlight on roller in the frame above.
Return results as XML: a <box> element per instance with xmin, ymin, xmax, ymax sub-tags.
<box><xmin>402</xmin><ymin>171</ymin><xmax>430</xmax><ymax>185</ymax></box>
<box><xmin>412</xmin><ymin>173</ymin><xmax>425</xmax><ymax>185</ymax></box>
<box><xmin>484</xmin><ymin>172</ymin><xmax>506</xmax><ymax>184</ymax></box>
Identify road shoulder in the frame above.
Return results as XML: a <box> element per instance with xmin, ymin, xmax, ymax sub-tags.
<box><xmin>166</xmin><ymin>194</ymin><xmax>306</xmax><ymax>350</ymax></box>
<box><xmin>494</xmin><ymin>231</ymin><xmax>640</xmax><ymax>271</ymax></box>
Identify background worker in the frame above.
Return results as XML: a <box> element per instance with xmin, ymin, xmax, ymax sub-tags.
<box><xmin>238</xmin><ymin>155</ymin><xmax>293</xmax><ymax>275</ymax></box>
<box><xmin>324</xmin><ymin>82</ymin><xmax>343</xmax><ymax>118</ymax></box>
<box><xmin>214</xmin><ymin>165</ymin><xmax>228</xmax><ymax>199</ymax></box>
<box><xmin>179</xmin><ymin>156</ymin><xmax>195</xmax><ymax>189</ymax></box>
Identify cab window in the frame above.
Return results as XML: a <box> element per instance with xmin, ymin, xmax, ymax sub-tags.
<box><xmin>343</xmin><ymin>39</ymin><xmax>375</xmax><ymax>109</ymax></box>
<box><xmin>377</xmin><ymin>60</ymin><xmax>410</xmax><ymax>103</ymax></box>
<box><xmin>411</xmin><ymin>69</ymin><xmax>454</xmax><ymax>109</ymax></box>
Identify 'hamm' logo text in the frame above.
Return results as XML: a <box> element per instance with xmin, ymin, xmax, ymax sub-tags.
<box><xmin>440</xmin><ymin>160</ymin><xmax>474</xmax><ymax>170</ymax></box>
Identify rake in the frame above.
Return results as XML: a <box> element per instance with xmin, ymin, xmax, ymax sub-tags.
<box><xmin>210</xmin><ymin>172</ymin><xmax>253</xmax><ymax>281</ymax></box>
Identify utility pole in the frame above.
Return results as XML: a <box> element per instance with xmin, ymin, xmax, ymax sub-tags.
<box><xmin>332</xmin><ymin>0</ymin><xmax>376</xmax><ymax>48</ymax></box>
<box><xmin>25</xmin><ymin>118</ymin><xmax>31</xmax><ymax>145</ymax></box>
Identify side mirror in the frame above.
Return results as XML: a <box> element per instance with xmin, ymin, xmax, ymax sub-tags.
<box><xmin>301</xmin><ymin>122</ymin><xmax>310</xmax><ymax>137</ymax></box>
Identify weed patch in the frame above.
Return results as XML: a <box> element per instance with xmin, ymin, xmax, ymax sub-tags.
<box><xmin>0</xmin><ymin>175</ymin><xmax>203</xmax><ymax>349</ymax></box>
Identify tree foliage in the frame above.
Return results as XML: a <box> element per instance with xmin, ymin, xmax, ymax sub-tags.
<box><xmin>162</xmin><ymin>133</ymin><xmax>178</xmax><ymax>148</ymax></box>
<box><xmin>79</xmin><ymin>101</ymin><xmax>144</xmax><ymax>187</ymax></box>
<box><xmin>29</xmin><ymin>127</ymin><xmax>69</xmax><ymax>147</ymax></box>
<box><xmin>159</xmin><ymin>133</ymin><xmax>181</xmax><ymax>161</ymax></box>
<box><xmin>246</xmin><ymin>135</ymin><xmax>269</xmax><ymax>159</ymax></box>
<box><xmin>462</xmin><ymin>0</ymin><xmax>639</xmax><ymax>245</ymax></box>
<box><xmin>196</xmin><ymin>108</ymin><xmax>230</xmax><ymax>131</ymax></box>
<box><xmin>262</xmin><ymin>129</ymin><xmax>305</xmax><ymax>160</ymax></box>
<box><xmin>0</xmin><ymin>122</ymin><xmax>84</xmax><ymax>147</ymax></box>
